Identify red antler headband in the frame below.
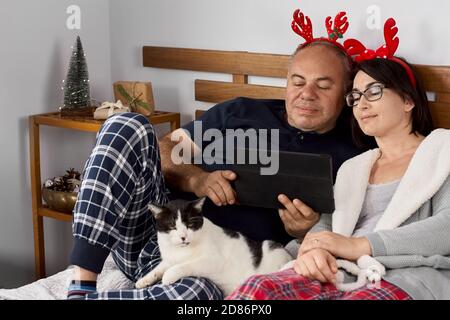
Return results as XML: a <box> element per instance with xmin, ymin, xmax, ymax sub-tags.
<box><xmin>291</xmin><ymin>9</ymin><xmax>349</xmax><ymax>51</ymax></box>
<box><xmin>344</xmin><ymin>18</ymin><xmax>417</xmax><ymax>88</ymax></box>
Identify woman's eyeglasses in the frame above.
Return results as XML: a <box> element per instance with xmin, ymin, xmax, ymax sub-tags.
<box><xmin>345</xmin><ymin>84</ymin><xmax>386</xmax><ymax>107</ymax></box>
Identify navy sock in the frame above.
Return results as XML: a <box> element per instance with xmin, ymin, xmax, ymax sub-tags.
<box><xmin>67</xmin><ymin>280</ymin><xmax>97</xmax><ymax>300</ymax></box>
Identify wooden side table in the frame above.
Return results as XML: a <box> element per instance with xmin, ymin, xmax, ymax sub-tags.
<box><xmin>29</xmin><ymin>111</ymin><xmax>180</xmax><ymax>279</ymax></box>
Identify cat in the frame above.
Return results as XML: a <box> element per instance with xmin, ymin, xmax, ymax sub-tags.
<box><xmin>135</xmin><ymin>197</ymin><xmax>293</xmax><ymax>296</ymax></box>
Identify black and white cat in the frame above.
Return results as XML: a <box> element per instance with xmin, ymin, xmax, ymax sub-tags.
<box><xmin>135</xmin><ymin>197</ymin><xmax>292</xmax><ymax>296</ymax></box>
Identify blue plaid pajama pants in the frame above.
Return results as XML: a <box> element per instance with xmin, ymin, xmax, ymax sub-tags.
<box><xmin>70</xmin><ymin>113</ymin><xmax>223</xmax><ymax>300</ymax></box>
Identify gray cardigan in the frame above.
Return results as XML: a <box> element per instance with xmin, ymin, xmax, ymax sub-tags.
<box><xmin>306</xmin><ymin>130</ymin><xmax>450</xmax><ymax>300</ymax></box>
<box><xmin>310</xmin><ymin>174</ymin><xmax>450</xmax><ymax>299</ymax></box>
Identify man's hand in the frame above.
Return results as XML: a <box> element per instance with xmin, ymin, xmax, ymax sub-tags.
<box><xmin>300</xmin><ymin>231</ymin><xmax>372</xmax><ymax>261</ymax></box>
<box><xmin>190</xmin><ymin>170</ymin><xmax>237</xmax><ymax>206</ymax></box>
<box><xmin>278</xmin><ymin>195</ymin><xmax>320</xmax><ymax>239</ymax></box>
<box><xmin>293</xmin><ymin>248</ymin><xmax>338</xmax><ymax>284</ymax></box>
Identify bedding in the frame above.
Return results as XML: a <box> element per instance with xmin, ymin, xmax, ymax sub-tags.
<box><xmin>0</xmin><ymin>255</ymin><xmax>133</xmax><ymax>300</ymax></box>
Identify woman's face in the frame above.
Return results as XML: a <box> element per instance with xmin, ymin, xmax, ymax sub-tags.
<box><xmin>351</xmin><ymin>70</ymin><xmax>414</xmax><ymax>137</ymax></box>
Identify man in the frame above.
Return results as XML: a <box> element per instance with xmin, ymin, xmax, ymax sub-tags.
<box><xmin>160</xmin><ymin>42</ymin><xmax>359</xmax><ymax>243</ymax></box>
<box><xmin>67</xmin><ymin>42</ymin><xmax>365</xmax><ymax>300</ymax></box>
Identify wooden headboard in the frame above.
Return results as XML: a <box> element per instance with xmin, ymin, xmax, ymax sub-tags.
<box><xmin>143</xmin><ymin>46</ymin><xmax>450</xmax><ymax>129</ymax></box>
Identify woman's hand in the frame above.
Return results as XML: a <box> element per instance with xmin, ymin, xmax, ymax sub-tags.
<box><xmin>300</xmin><ymin>231</ymin><xmax>372</xmax><ymax>261</ymax></box>
<box><xmin>293</xmin><ymin>248</ymin><xmax>338</xmax><ymax>284</ymax></box>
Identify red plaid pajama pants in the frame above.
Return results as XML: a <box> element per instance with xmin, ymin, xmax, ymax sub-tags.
<box><xmin>226</xmin><ymin>268</ymin><xmax>411</xmax><ymax>300</ymax></box>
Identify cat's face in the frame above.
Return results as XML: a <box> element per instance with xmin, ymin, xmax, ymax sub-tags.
<box><xmin>149</xmin><ymin>198</ymin><xmax>206</xmax><ymax>247</ymax></box>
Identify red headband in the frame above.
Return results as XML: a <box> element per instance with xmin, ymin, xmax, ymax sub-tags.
<box><xmin>343</xmin><ymin>18</ymin><xmax>417</xmax><ymax>88</ymax></box>
<box><xmin>291</xmin><ymin>11</ymin><xmax>416</xmax><ymax>88</ymax></box>
<box><xmin>291</xmin><ymin>9</ymin><xmax>349</xmax><ymax>52</ymax></box>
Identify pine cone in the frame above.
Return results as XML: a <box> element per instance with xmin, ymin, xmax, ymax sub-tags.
<box><xmin>44</xmin><ymin>179</ymin><xmax>54</xmax><ymax>188</ymax></box>
<box><xmin>67</xmin><ymin>178</ymin><xmax>81</xmax><ymax>192</ymax></box>
<box><xmin>65</xmin><ymin>168</ymin><xmax>81</xmax><ymax>180</ymax></box>
<box><xmin>43</xmin><ymin>168</ymin><xmax>81</xmax><ymax>192</ymax></box>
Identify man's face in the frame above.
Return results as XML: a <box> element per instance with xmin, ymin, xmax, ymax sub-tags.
<box><xmin>285</xmin><ymin>45</ymin><xmax>347</xmax><ymax>133</ymax></box>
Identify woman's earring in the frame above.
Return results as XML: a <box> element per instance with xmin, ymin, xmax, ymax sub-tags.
<box><xmin>405</xmin><ymin>105</ymin><xmax>415</xmax><ymax>112</ymax></box>
<box><xmin>404</xmin><ymin>99</ymin><xmax>415</xmax><ymax>112</ymax></box>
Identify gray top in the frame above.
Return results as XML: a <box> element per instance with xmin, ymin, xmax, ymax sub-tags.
<box><xmin>352</xmin><ymin>180</ymin><xmax>400</xmax><ymax>237</ymax></box>
<box><xmin>307</xmin><ymin>175</ymin><xmax>450</xmax><ymax>300</ymax></box>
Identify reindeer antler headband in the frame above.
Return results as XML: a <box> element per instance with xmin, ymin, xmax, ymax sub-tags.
<box><xmin>343</xmin><ymin>18</ymin><xmax>417</xmax><ymax>88</ymax></box>
<box><xmin>291</xmin><ymin>10</ymin><xmax>416</xmax><ymax>88</ymax></box>
<box><xmin>291</xmin><ymin>9</ymin><xmax>349</xmax><ymax>51</ymax></box>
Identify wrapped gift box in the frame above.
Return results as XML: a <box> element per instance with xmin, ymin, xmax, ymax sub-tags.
<box><xmin>113</xmin><ymin>81</ymin><xmax>155</xmax><ymax>116</ymax></box>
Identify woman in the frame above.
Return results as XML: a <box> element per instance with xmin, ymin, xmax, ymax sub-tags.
<box><xmin>226</xmin><ymin>56</ymin><xmax>450</xmax><ymax>300</ymax></box>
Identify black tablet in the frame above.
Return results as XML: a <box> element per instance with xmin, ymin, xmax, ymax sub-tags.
<box><xmin>230</xmin><ymin>150</ymin><xmax>335</xmax><ymax>213</ymax></box>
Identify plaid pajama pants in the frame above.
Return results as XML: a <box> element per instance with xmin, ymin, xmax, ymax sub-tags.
<box><xmin>70</xmin><ymin>113</ymin><xmax>223</xmax><ymax>300</ymax></box>
<box><xmin>226</xmin><ymin>268</ymin><xmax>411</xmax><ymax>300</ymax></box>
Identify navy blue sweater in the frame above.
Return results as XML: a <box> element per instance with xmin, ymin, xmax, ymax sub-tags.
<box><xmin>180</xmin><ymin>97</ymin><xmax>366</xmax><ymax>245</ymax></box>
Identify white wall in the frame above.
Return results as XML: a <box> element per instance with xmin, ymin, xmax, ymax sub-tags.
<box><xmin>1</xmin><ymin>0</ymin><xmax>449</xmax><ymax>288</ymax></box>
<box><xmin>0</xmin><ymin>0</ymin><xmax>112</xmax><ymax>288</ymax></box>
<box><xmin>109</xmin><ymin>0</ymin><xmax>450</xmax><ymax>125</ymax></box>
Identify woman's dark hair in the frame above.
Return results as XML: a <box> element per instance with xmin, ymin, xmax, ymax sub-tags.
<box><xmin>350</xmin><ymin>58</ymin><xmax>434</xmax><ymax>148</ymax></box>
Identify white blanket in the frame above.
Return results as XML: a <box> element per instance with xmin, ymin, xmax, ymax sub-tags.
<box><xmin>0</xmin><ymin>255</ymin><xmax>134</xmax><ymax>300</ymax></box>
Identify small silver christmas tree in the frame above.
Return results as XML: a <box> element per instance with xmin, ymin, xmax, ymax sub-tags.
<box><xmin>61</xmin><ymin>36</ymin><xmax>93</xmax><ymax>116</ymax></box>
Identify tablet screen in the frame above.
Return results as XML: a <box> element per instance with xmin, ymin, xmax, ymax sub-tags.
<box><xmin>230</xmin><ymin>150</ymin><xmax>335</xmax><ymax>213</ymax></box>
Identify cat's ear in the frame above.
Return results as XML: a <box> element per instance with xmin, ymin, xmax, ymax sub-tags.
<box><xmin>192</xmin><ymin>197</ymin><xmax>206</xmax><ymax>212</ymax></box>
<box><xmin>148</xmin><ymin>203</ymin><xmax>165</xmax><ymax>219</ymax></box>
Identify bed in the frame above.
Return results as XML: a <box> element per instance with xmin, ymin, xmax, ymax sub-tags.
<box><xmin>1</xmin><ymin>46</ymin><xmax>449</xmax><ymax>300</ymax></box>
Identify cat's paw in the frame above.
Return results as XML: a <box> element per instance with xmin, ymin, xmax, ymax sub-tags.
<box><xmin>135</xmin><ymin>272</ymin><xmax>158</xmax><ymax>289</ymax></box>
<box><xmin>161</xmin><ymin>266</ymin><xmax>183</xmax><ymax>286</ymax></box>
<box><xmin>135</xmin><ymin>278</ymin><xmax>149</xmax><ymax>289</ymax></box>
